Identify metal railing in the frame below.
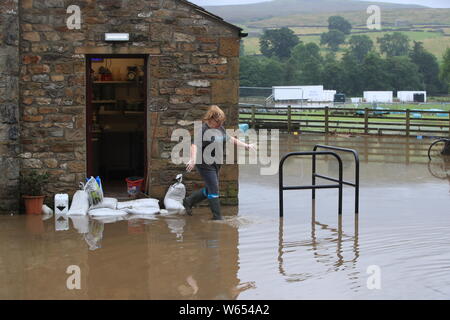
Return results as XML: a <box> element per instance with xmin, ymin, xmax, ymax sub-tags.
<box><xmin>279</xmin><ymin>151</ymin><xmax>343</xmax><ymax>217</ymax></box>
<box><xmin>313</xmin><ymin>145</ymin><xmax>360</xmax><ymax>214</ymax></box>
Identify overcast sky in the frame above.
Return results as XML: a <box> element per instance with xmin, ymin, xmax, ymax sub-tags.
<box><xmin>190</xmin><ymin>0</ymin><xmax>450</xmax><ymax>8</ymax></box>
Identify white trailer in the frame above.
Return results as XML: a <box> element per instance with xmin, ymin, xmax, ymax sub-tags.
<box><xmin>363</xmin><ymin>91</ymin><xmax>393</xmax><ymax>103</ymax></box>
<box><xmin>272</xmin><ymin>86</ymin><xmax>328</xmax><ymax>102</ymax></box>
<box><xmin>397</xmin><ymin>91</ymin><xmax>427</xmax><ymax>103</ymax></box>
<box><xmin>322</xmin><ymin>90</ymin><xmax>337</xmax><ymax>102</ymax></box>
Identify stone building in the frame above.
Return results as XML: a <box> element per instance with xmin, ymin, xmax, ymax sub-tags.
<box><xmin>0</xmin><ymin>0</ymin><xmax>245</xmax><ymax>214</ymax></box>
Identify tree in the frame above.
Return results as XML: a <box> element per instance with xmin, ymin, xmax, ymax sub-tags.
<box><xmin>240</xmin><ymin>56</ymin><xmax>264</xmax><ymax>87</ymax></box>
<box><xmin>377</xmin><ymin>32</ymin><xmax>410</xmax><ymax>57</ymax></box>
<box><xmin>409</xmin><ymin>41</ymin><xmax>445</xmax><ymax>94</ymax></box>
<box><xmin>341</xmin><ymin>53</ymin><xmax>365</xmax><ymax>96</ymax></box>
<box><xmin>385</xmin><ymin>56</ymin><xmax>424</xmax><ymax>91</ymax></box>
<box><xmin>259</xmin><ymin>27</ymin><xmax>300</xmax><ymax>59</ymax></box>
<box><xmin>361</xmin><ymin>52</ymin><xmax>392</xmax><ymax>91</ymax></box>
<box><xmin>320</xmin><ymin>30</ymin><xmax>346</xmax><ymax>52</ymax></box>
<box><xmin>328</xmin><ymin>16</ymin><xmax>352</xmax><ymax>35</ymax></box>
<box><xmin>321</xmin><ymin>56</ymin><xmax>347</xmax><ymax>93</ymax></box>
<box><xmin>288</xmin><ymin>43</ymin><xmax>323</xmax><ymax>85</ymax></box>
<box><xmin>440</xmin><ymin>48</ymin><xmax>450</xmax><ymax>92</ymax></box>
<box><xmin>259</xmin><ymin>58</ymin><xmax>285</xmax><ymax>87</ymax></box>
<box><xmin>346</xmin><ymin>35</ymin><xmax>374</xmax><ymax>63</ymax></box>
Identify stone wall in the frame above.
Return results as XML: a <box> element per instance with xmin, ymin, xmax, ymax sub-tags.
<box><xmin>0</xmin><ymin>0</ymin><xmax>20</xmax><ymax>214</ymax></box>
<box><xmin>17</xmin><ymin>0</ymin><xmax>240</xmax><ymax>208</ymax></box>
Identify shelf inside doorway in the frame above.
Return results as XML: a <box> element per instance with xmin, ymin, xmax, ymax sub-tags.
<box><xmin>93</xmin><ymin>81</ymin><xmax>143</xmax><ymax>84</ymax></box>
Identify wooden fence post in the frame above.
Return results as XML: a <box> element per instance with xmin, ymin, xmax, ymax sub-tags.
<box><xmin>406</xmin><ymin>109</ymin><xmax>411</xmax><ymax>137</ymax></box>
<box><xmin>251</xmin><ymin>106</ymin><xmax>256</xmax><ymax>129</ymax></box>
<box><xmin>364</xmin><ymin>108</ymin><xmax>369</xmax><ymax>134</ymax></box>
<box><xmin>287</xmin><ymin>105</ymin><xmax>292</xmax><ymax>133</ymax></box>
<box><xmin>448</xmin><ymin>111</ymin><xmax>450</xmax><ymax>136</ymax></box>
<box><xmin>325</xmin><ymin>107</ymin><xmax>329</xmax><ymax>134</ymax></box>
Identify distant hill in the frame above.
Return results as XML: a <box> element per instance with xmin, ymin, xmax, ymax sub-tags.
<box><xmin>204</xmin><ymin>0</ymin><xmax>425</xmax><ymax>23</ymax></box>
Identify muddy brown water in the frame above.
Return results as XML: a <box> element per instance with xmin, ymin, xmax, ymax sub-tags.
<box><xmin>1</xmin><ymin>134</ymin><xmax>449</xmax><ymax>299</ymax></box>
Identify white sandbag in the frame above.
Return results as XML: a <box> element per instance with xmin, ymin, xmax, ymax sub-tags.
<box><xmin>124</xmin><ymin>207</ymin><xmax>160</xmax><ymax>215</ymax></box>
<box><xmin>164</xmin><ymin>199</ymin><xmax>184</xmax><ymax>212</ymax></box>
<box><xmin>117</xmin><ymin>198</ymin><xmax>159</xmax><ymax>210</ymax></box>
<box><xmin>88</xmin><ymin>208</ymin><xmax>128</xmax><ymax>217</ymax></box>
<box><xmin>68</xmin><ymin>190</ymin><xmax>90</xmax><ymax>216</ymax></box>
<box><xmin>90</xmin><ymin>197</ymin><xmax>118</xmax><ymax>210</ymax></box>
<box><xmin>164</xmin><ymin>174</ymin><xmax>186</xmax><ymax>211</ymax></box>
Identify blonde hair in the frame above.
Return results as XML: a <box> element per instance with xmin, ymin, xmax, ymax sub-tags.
<box><xmin>203</xmin><ymin>105</ymin><xmax>226</xmax><ymax>124</ymax></box>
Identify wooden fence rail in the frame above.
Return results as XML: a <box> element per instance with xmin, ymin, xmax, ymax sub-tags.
<box><xmin>239</xmin><ymin>106</ymin><xmax>450</xmax><ymax>138</ymax></box>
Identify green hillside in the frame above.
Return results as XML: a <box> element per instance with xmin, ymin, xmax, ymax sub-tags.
<box><xmin>239</xmin><ymin>8</ymin><xmax>450</xmax><ymax>60</ymax></box>
<box><xmin>204</xmin><ymin>0</ymin><xmax>424</xmax><ymax>23</ymax></box>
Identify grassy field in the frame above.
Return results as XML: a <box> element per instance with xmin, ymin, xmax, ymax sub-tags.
<box><xmin>243</xmin><ymin>30</ymin><xmax>450</xmax><ymax>59</ymax></box>
<box><xmin>241</xmin><ymin>8</ymin><xmax>450</xmax><ymax>59</ymax></box>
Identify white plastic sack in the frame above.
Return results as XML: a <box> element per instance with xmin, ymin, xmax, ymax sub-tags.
<box><xmin>68</xmin><ymin>190</ymin><xmax>90</xmax><ymax>216</ymax></box>
<box><xmin>124</xmin><ymin>207</ymin><xmax>160</xmax><ymax>215</ymax></box>
<box><xmin>90</xmin><ymin>197</ymin><xmax>118</xmax><ymax>210</ymax></box>
<box><xmin>88</xmin><ymin>208</ymin><xmax>128</xmax><ymax>217</ymax></box>
<box><xmin>117</xmin><ymin>198</ymin><xmax>160</xmax><ymax>210</ymax></box>
<box><xmin>84</xmin><ymin>176</ymin><xmax>104</xmax><ymax>206</ymax></box>
<box><xmin>164</xmin><ymin>174</ymin><xmax>186</xmax><ymax>211</ymax></box>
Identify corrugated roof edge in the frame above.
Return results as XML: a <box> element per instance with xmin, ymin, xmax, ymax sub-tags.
<box><xmin>178</xmin><ymin>0</ymin><xmax>248</xmax><ymax>37</ymax></box>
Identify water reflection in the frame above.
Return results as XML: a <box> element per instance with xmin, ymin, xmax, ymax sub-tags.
<box><xmin>278</xmin><ymin>200</ymin><xmax>359</xmax><ymax>283</ymax></box>
<box><xmin>12</xmin><ymin>211</ymin><xmax>247</xmax><ymax>299</ymax></box>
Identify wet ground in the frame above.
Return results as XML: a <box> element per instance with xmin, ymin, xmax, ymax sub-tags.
<box><xmin>1</xmin><ymin>134</ymin><xmax>449</xmax><ymax>299</ymax></box>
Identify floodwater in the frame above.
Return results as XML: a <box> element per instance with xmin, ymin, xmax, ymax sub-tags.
<box><xmin>1</xmin><ymin>134</ymin><xmax>449</xmax><ymax>300</ymax></box>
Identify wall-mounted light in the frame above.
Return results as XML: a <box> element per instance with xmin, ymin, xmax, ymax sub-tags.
<box><xmin>104</xmin><ymin>33</ymin><xmax>130</xmax><ymax>42</ymax></box>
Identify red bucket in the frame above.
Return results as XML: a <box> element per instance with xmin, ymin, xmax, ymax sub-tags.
<box><xmin>125</xmin><ymin>177</ymin><xmax>144</xmax><ymax>196</ymax></box>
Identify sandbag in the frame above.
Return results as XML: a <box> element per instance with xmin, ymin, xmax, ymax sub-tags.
<box><xmin>164</xmin><ymin>174</ymin><xmax>186</xmax><ymax>211</ymax></box>
<box><xmin>88</xmin><ymin>208</ymin><xmax>128</xmax><ymax>217</ymax></box>
<box><xmin>90</xmin><ymin>197</ymin><xmax>118</xmax><ymax>210</ymax></box>
<box><xmin>67</xmin><ymin>190</ymin><xmax>90</xmax><ymax>216</ymax></box>
<box><xmin>117</xmin><ymin>198</ymin><xmax>160</xmax><ymax>210</ymax></box>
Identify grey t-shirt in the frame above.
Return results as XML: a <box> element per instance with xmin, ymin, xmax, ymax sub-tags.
<box><xmin>195</xmin><ymin>122</ymin><xmax>230</xmax><ymax>170</ymax></box>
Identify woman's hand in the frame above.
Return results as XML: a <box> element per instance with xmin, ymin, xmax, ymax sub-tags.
<box><xmin>186</xmin><ymin>158</ymin><xmax>196</xmax><ymax>172</ymax></box>
<box><xmin>246</xmin><ymin>143</ymin><xmax>257</xmax><ymax>152</ymax></box>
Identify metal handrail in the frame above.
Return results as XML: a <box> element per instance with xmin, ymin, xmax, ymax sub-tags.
<box><xmin>313</xmin><ymin>145</ymin><xmax>360</xmax><ymax>214</ymax></box>
<box><xmin>279</xmin><ymin>151</ymin><xmax>343</xmax><ymax>217</ymax></box>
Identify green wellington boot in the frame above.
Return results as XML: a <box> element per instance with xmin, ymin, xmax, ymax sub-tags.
<box><xmin>208</xmin><ymin>197</ymin><xmax>223</xmax><ymax>221</ymax></box>
<box><xmin>183</xmin><ymin>189</ymin><xmax>207</xmax><ymax>216</ymax></box>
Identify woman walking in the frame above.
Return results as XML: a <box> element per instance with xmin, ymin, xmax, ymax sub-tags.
<box><xmin>184</xmin><ymin>105</ymin><xmax>255</xmax><ymax>220</ymax></box>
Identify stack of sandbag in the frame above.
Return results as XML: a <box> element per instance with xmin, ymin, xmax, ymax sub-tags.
<box><xmin>117</xmin><ymin>198</ymin><xmax>160</xmax><ymax>215</ymax></box>
<box><xmin>88</xmin><ymin>197</ymin><xmax>127</xmax><ymax>217</ymax></box>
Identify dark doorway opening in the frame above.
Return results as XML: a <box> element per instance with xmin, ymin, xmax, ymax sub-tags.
<box><xmin>86</xmin><ymin>55</ymin><xmax>148</xmax><ymax>198</ymax></box>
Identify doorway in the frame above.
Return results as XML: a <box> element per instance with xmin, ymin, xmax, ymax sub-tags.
<box><xmin>86</xmin><ymin>55</ymin><xmax>148</xmax><ymax>198</ymax></box>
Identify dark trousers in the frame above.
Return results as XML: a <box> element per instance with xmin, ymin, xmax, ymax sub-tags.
<box><xmin>196</xmin><ymin>165</ymin><xmax>220</xmax><ymax>199</ymax></box>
